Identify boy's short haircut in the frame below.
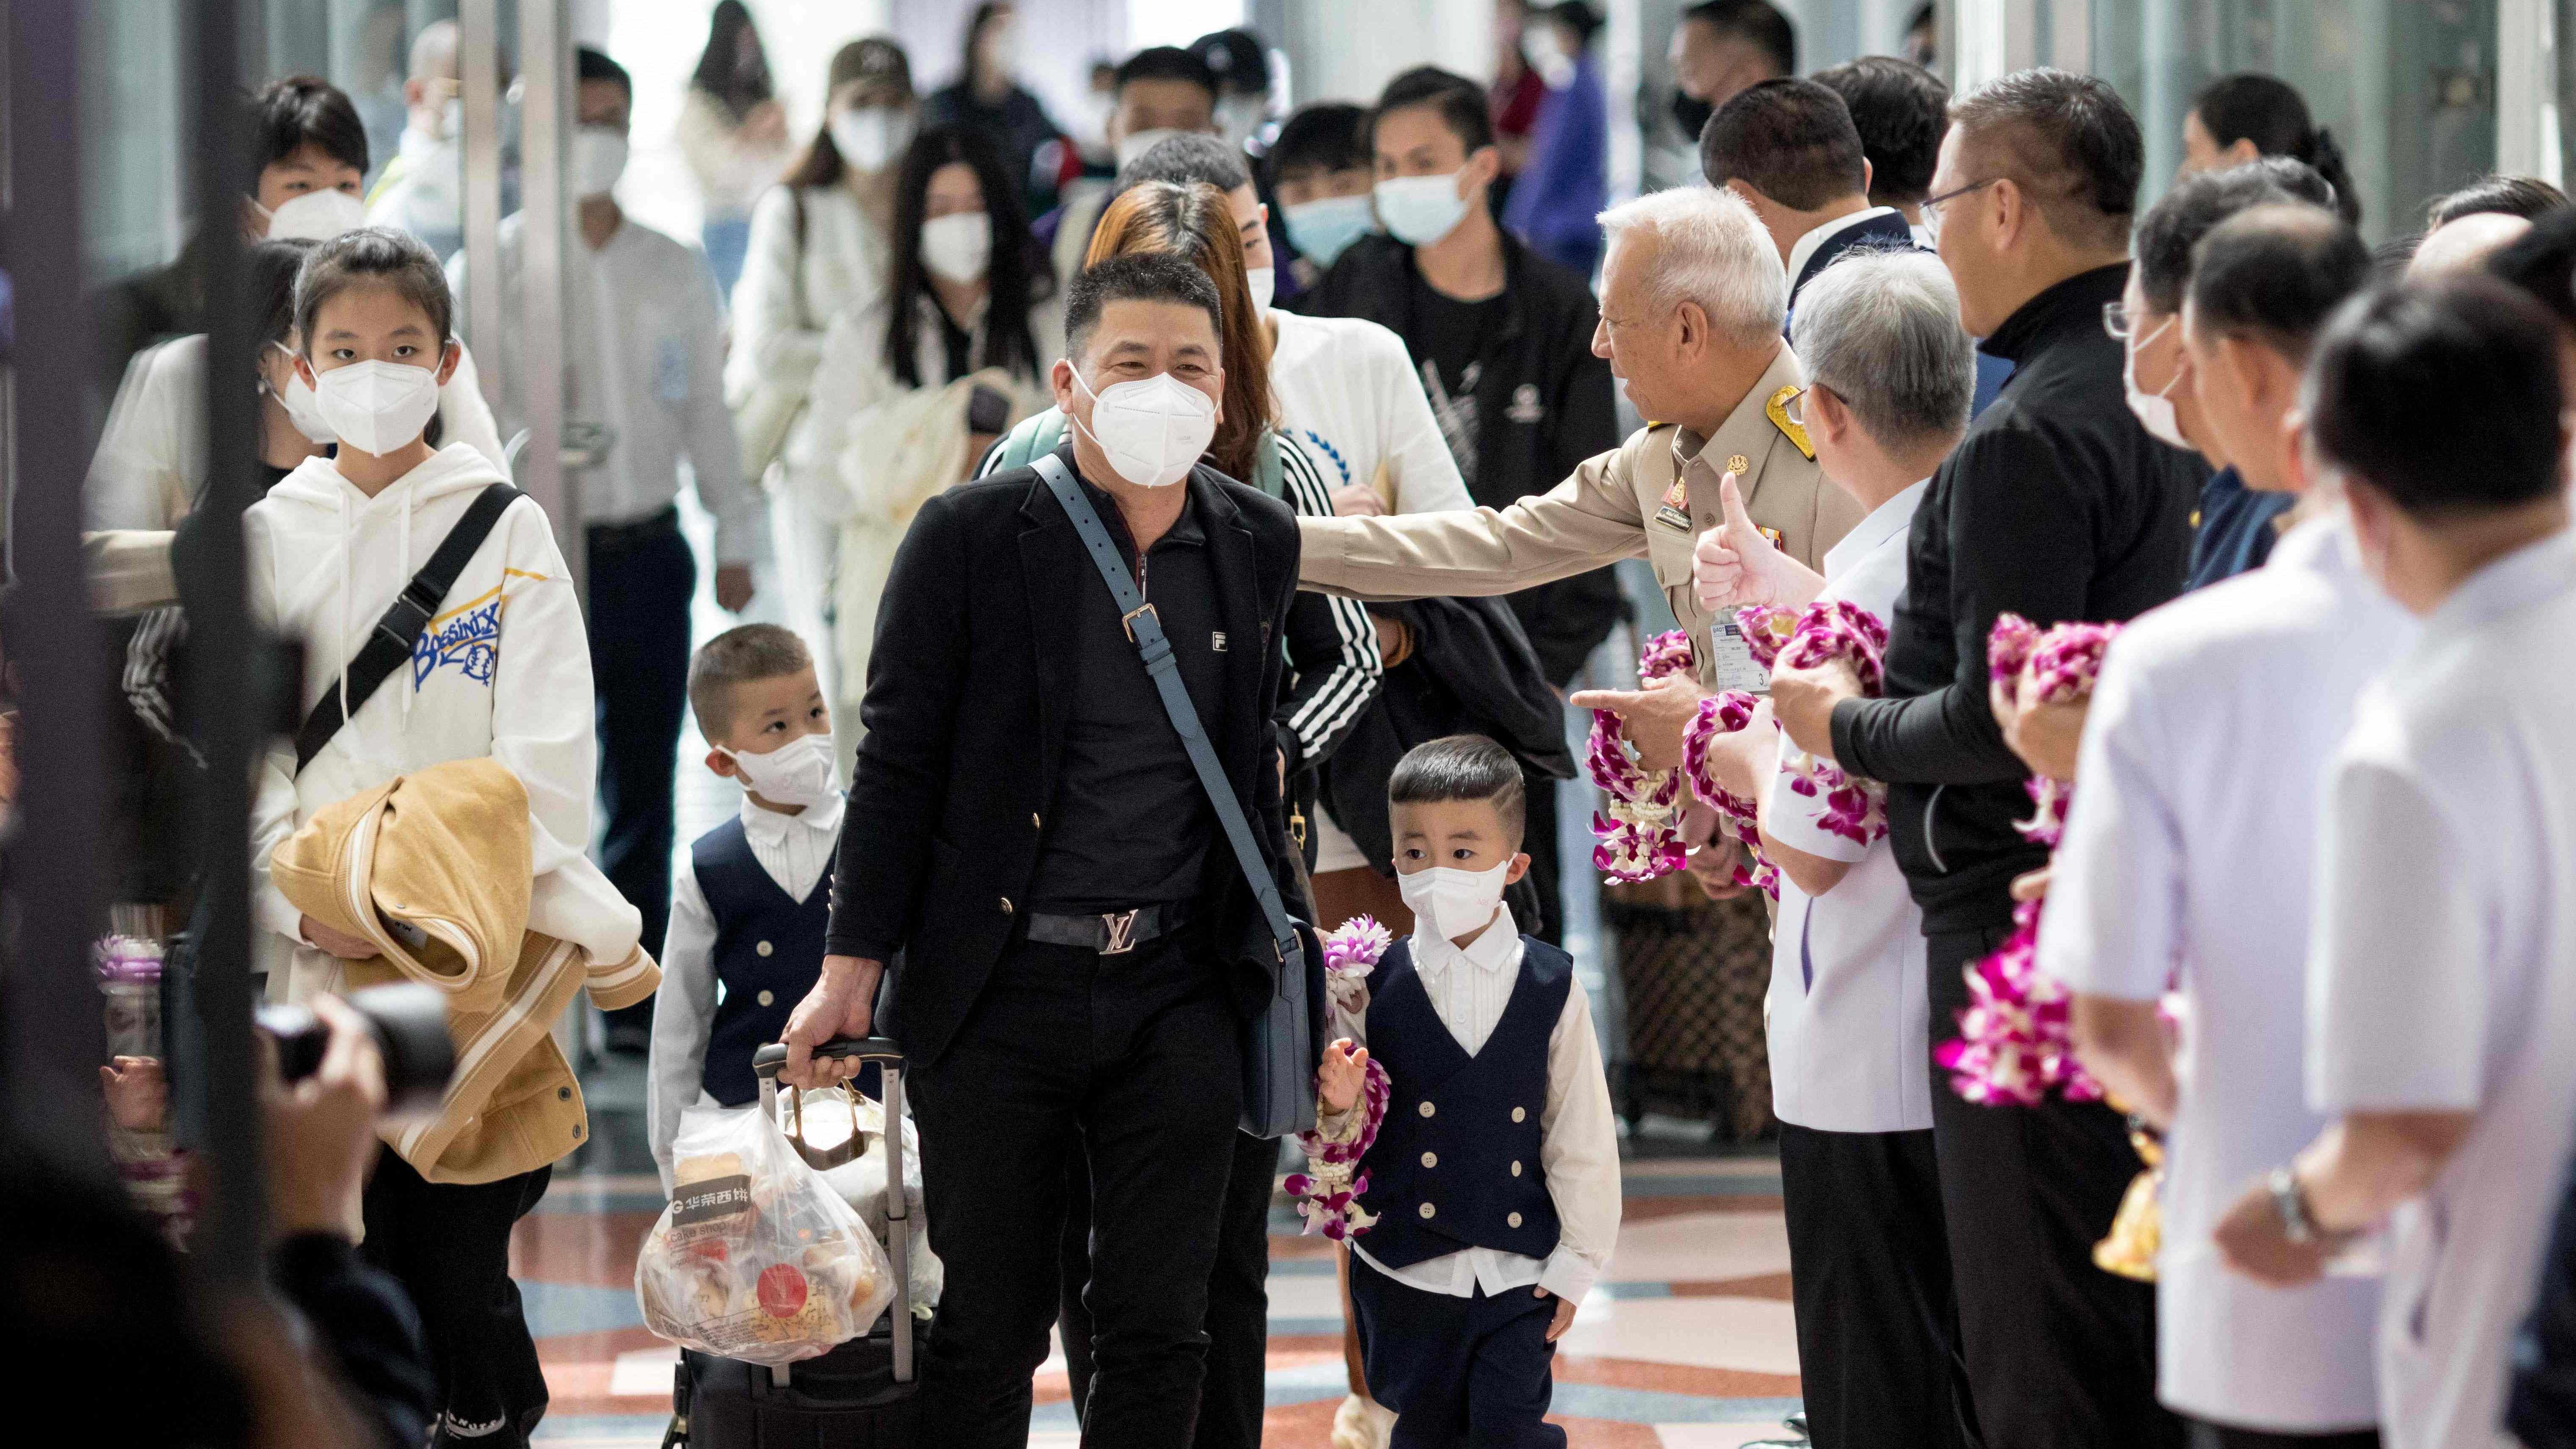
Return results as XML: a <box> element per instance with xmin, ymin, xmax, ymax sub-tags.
<box><xmin>293</xmin><ymin>227</ymin><xmax>455</xmax><ymax>350</ymax></box>
<box><xmin>1371</xmin><ymin>66</ymin><xmax>1495</xmax><ymax>155</ymax></box>
<box><xmin>1388</xmin><ymin>735</ymin><xmax>1526</xmax><ymax>846</ymax></box>
<box><xmin>1269</xmin><ymin>102</ymin><xmax>1369</xmax><ymax>184</ymax></box>
<box><xmin>1116</xmin><ymin>45</ymin><xmax>1218</xmax><ymax>103</ymax></box>
<box><xmin>1122</xmin><ymin>132</ymin><xmax>1249</xmax><ymax>193</ymax></box>
<box><xmin>577</xmin><ymin>45</ymin><xmax>634</xmax><ymax>101</ymax></box>
<box><xmin>688</xmin><ymin>624</ymin><xmax>814</xmax><ymax>738</ymax></box>
<box><xmin>252</xmin><ymin>75</ymin><xmax>370</xmax><ymax>184</ymax></box>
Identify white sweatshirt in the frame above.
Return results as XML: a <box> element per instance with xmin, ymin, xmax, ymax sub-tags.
<box><xmin>246</xmin><ymin>442</ymin><xmax>635</xmax><ymax>999</ymax></box>
<box><xmin>1267</xmin><ymin>309</ymin><xmax>1473</xmax><ymax>516</ymax></box>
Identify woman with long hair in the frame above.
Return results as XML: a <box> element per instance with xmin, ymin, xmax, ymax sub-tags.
<box><xmin>726</xmin><ymin>35</ymin><xmax>917</xmax><ymax>702</ymax></box>
<box><xmin>2181</xmin><ymin>72</ymin><xmax>2364</xmax><ymax>226</ymax></box>
<box><xmin>676</xmin><ymin>0</ymin><xmax>790</xmax><ymax>295</ymax></box>
<box><xmin>921</xmin><ymin>3</ymin><xmax>1068</xmax><ymax>218</ymax></box>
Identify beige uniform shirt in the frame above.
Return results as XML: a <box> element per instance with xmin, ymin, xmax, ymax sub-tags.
<box><xmin>1299</xmin><ymin>347</ymin><xmax>1863</xmax><ymax>687</ymax></box>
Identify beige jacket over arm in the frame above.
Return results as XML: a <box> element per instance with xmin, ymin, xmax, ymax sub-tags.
<box><xmin>1299</xmin><ymin>346</ymin><xmax>1860</xmax><ymax>687</ymax></box>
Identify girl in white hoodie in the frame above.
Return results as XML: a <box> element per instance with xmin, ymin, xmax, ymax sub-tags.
<box><xmin>245</xmin><ymin>227</ymin><xmax>628</xmax><ymax>1449</ymax></box>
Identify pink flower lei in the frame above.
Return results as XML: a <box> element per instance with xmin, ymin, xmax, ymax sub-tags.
<box><xmin>1679</xmin><ymin>688</ymin><xmax>1778</xmax><ymax>896</ymax></box>
<box><xmin>1286</xmin><ymin>917</ymin><xmax>1396</xmax><ymax>1241</ymax></box>
<box><xmin>1769</xmin><ymin>600</ymin><xmax>1893</xmax><ymax>849</ymax></box>
<box><xmin>1935</xmin><ymin>615</ymin><xmax>2122</xmax><ymax>1109</ymax></box>
<box><xmin>1585</xmin><ymin>630</ymin><xmax>1695</xmax><ymax>883</ymax></box>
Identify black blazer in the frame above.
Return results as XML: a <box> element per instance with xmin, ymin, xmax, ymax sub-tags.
<box><xmin>824</xmin><ymin>454</ymin><xmax>1305</xmax><ymax>1065</ymax></box>
<box><xmin>1787</xmin><ymin>208</ymin><xmax>1922</xmax><ymax>313</ymax></box>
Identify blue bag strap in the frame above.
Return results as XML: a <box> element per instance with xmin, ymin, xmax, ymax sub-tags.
<box><xmin>1029</xmin><ymin>453</ymin><xmax>1302</xmax><ymax>967</ymax></box>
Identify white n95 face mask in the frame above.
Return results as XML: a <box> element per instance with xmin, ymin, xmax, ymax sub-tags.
<box><xmin>1284</xmin><ymin>194</ymin><xmax>1374</xmax><ymax>269</ymax></box>
<box><xmin>1374</xmin><ymin>171</ymin><xmax>1471</xmax><ymax>247</ymax></box>
<box><xmin>1216</xmin><ymin>95</ymin><xmax>1268</xmax><ymax>150</ymax></box>
<box><xmin>722</xmin><ymin>732</ymin><xmax>839</xmax><ymax>810</ymax></box>
<box><xmin>1244</xmin><ymin>264</ymin><xmax>1275</xmax><ymax>312</ymax></box>
<box><xmin>2123</xmin><ymin>315</ymin><xmax>2192</xmax><ymax>451</ymax></box>
<box><xmin>1114</xmin><ymin>127</ymin><xmax>1188</xmax><ymax>173</ymax></box>
<box><xmin>269</xmin><ymin>343</ymin><xmax>340</xmax><ymax>443</ymax></box>
<box><xmin>1073</xmin><ymin>369</ymin><xmax>1219</xmax><ymax>489</ymax></box>
<box><xmin>920</xmin><ymin>211</ymin><xmax>992</xmax><ymax>284</ymax></box>
<box><xmin>263</xmin><ymin>188</ymin><xmax>368</xmax><ymax>242</ymax></box>
<box><xmin>1397</xmin><ymin>858</ymin><xmax>1511</xmax><ymax>940</ymax></box>
<box><xmin>831</xmin><ymin>106</ymin><xmax>914</xmax><ymax>173</ymax></box>
<box><xmin>572</xmin><ymin>125</ymin><xmax>629</xmax><ymax>198</ymax></box>
<box><xmin>311</xmin><ymin>358</ymin><xmax>444</xmax><ymax>457</ymax></box>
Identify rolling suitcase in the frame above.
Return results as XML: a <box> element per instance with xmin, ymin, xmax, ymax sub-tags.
<box><xmin>666</xmin><ymin>1037</ymin><xmax>933</xmax><ymax>1449</ymax></box>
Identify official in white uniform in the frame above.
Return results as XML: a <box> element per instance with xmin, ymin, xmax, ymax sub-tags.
<box><xmin>452</xmin><ymin>48</ymin><xmax>768</xmax><ymax>1044</ymax></box>
<box><xmin>2211</xmin><ymin>277</ymin><xmax>2576</xmax><ymax>1449</ymax></box>
<box><xmin>2047</xmin><ymin>205</ymin><xmax>2388</xmax><ymax>1448</ymax></box>
<box><xmin>1688</xmin><ymin>251</ymin><xmax>1976</xmax><ymax>1449</ymax></box>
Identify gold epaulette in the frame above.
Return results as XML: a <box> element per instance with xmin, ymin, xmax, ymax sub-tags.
<box><xmin>1766</xmin><ymin>385</ymin><xmax>1815</xmax><ymax>459</ymax></box>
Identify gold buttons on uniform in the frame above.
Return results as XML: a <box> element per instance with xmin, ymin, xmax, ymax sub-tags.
<box><xmin>1510</xmin><ymin>1161</ymin><xmax>1523</xmax><ymax>1177</ymax></box>
<box><xmin>1511</xmin><ymin>1106</ymin><xmax>1527</xmax><ymax>1123</ymax></box>
<box><xmin>756</xmin><ymin>940</ymin><xmax>774</xmax><ymax>957</ymax></box>
<box><xmin>756</xmin><ymin>990</ymin><xmax>774</xmax><ymax>1007</ymax></box>
<box><xmin>1418</xmin><ymin>1101</ymin><xmax>1436</xmax><ymax>1118</ymax></box>
<box><xmin>1419</xmin><ymin>1202</ymin><xmax>1437</xmax><ymax>1220</ymax></box>
<box><xmin>1507</xmin><ymin>1211</ymin><xmax>1523</xmax><ymax>1228</ymax></box>
<box><xmin>1421</xmin><ymin>1151</ymin><xmax>1437</xmax><ymax>1168</ymax></box>
<box><xmin>1000</xmin><ymin>897</ymin><xmax>1014</xmax><ymax>915</ymax></box>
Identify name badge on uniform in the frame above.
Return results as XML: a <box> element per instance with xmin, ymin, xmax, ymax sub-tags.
<box><xmin>1706</xmin><ymin>618</ymin><xmax>1770</xmax><ymax>694</ymax></box>
<box><xmin>1654</xmin><ymin>475</ymin><xmax>1693</xmax><ymax>532</ymax></box>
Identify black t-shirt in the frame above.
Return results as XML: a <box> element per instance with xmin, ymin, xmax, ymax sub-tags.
<box><xmin>1406</xmin><ymin>274</ymin><xmax>1506</xmax><ymax>492</ymax></box>
<box><xmin>936</xmin><ymin>307</ymin><xmax>976</xmax><ymax>386</ymax></box>
<box><xmin>1026</xmin><ymin>453</ymin><xmax>1227</xmax><ymax>913</ymax></box>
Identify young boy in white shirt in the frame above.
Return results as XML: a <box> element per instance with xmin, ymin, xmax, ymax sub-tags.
<box><xmin>647</xmin><ymin>625</ymin><xmax>843</xmax><ymax>1192</ymax></box>
<box><xmin>1316</xmin><ymin>734</ymin><xmax>1620</xmax><ymax>1448</ymax></box>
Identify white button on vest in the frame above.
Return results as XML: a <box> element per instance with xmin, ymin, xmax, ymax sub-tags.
<box><xmin>1418</xmin><ymin>1202</ymin><xmax>1436</xmax><ymax>1220</ymax></box>
<box><xmin>1418</xmin><ymin>1101</ymin><xmax>1436</xmax><ymax>1118</ymax></box>
<box><xmin>1511</xmin><ymin>1106</ymin><xmax>1526</xmax><ymax>1123</ymax></box>
<box><xmin>755</xmin><ymin>940</ymin><xmax>774</xmax><ymax>957</ymax></box>
<box><xmin>756</xmin><ymin>989</ymin><xmax>774</xmax><ymax>1007</ymax></box>
<box><xmin>1510</xmin><ymin>1161</ymin><xmax>1523</xmax><ymax>1177</ymax></box>
<box><xmin>1420</xmin><ymin>1151</ymin><xmax>1437</xmax><ymax>1168</ymax></box>
<box><xmin>1507</xmin><ymin>1211</ymin><xmax>1523</xmax><ymax>1228</ymax></box>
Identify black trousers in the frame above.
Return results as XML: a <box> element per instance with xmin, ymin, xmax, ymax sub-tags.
<box><xmin>1060</xmin><ymin>1128</ymin><xmax>1277</xmax><ymax>1448</ymax></box>
<box><xmin>1926</xmin><ymin>925</ymin><xmax>2178</xmax><ymax>1449</ymax></box>
<box><xmin>909</xmin><ymin>933</ymin><xmax>1244</xmax><ymax>1449</ymax></box>
<box><xmin>2186</xmin><ymin>1419</ymin><xmax>2380</xmax><ymax>1449</ymax></box>
<box><xmin>1777</xmin><ymin>1122</ymin><xmax>1969</xmax><ymax>1449</ymax></box>
<box><xmin>358</xmin><ymin>1151</ymin><xmax>553</xmax><ymax>1448</ymax></box>
<box><xmin>1348</xmin><ymin>1254</ymin><xmax>1563</xmax><ymax>1449</ymax></box>
<box><xmin>586</xmin><ymin>512</ymin><xmax>694</xmax><ymax>983</ymax></box>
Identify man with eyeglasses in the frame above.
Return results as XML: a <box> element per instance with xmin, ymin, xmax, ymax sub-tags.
<box><xmin>1768</xmin><ymin>68</ymin><xmax>2205</xmax><ymax>1449</ymax></box>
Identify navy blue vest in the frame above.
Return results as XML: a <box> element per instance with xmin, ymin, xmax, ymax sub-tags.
<box><xmin>692</xmin><ymin>816</ymin><xmax>832</xmax><ymax>1107</ymax></box>
<box><xmin>1355</xmin><ymin>935</ymin><xmax>1571</xmax><ymax>1267</ymax></box>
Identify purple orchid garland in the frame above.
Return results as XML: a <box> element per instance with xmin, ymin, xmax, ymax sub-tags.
<box><xmin>1285</xmin><ymin>917</ymin><xmax>1397</xmax><ymax>1242</ymax></box>
<box><xmin>1584</xmin><ymin>630</ymin><xmax>1697</xmax><ymax>883</ymax></box>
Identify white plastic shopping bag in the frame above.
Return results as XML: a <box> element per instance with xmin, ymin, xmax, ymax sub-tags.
<box><xmin>635</xmin><ymin>1096</ymin><xmax>897</xmax><ymax>1366</ymax></box>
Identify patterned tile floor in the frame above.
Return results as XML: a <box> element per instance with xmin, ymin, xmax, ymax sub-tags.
<box><xmin>522</xmin><ymin>1066</ymin><xmax>1807</xmax><ymax>1448</ymax></box>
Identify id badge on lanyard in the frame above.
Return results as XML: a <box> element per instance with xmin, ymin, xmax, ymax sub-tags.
<box><xmin>1706</xmin><ymin>617</ymin><xmax>1769</xmax><ymax>694</ymax></box>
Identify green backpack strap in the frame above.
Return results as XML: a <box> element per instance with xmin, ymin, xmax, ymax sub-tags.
<box><xmin>990</xmin><ymin>408</ymin><xmax>1067</xmax><ymax>476</ymax></box>
<box><xmin>1254</xmin><ymin>430</ymin><xmax>1285</xmax><ymax>501</ymax></box>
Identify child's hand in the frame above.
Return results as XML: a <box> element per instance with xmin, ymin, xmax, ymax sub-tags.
<box><xmin>1318</xmin><ymin>1038</ymin><xmax>1371</xmax><ymax>1112</ymax></box>
<box><xmin>1536</xmin><ymin>1286</ymin><xmax>1578</xmax><ymax>1342</ymax></box>
<box><xmin>100</xmin><ymin>1055</ymin><xmax>168</xmax><ymax>1132</ymax></box>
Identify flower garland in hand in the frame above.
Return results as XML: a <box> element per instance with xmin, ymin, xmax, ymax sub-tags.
<box><xmin>1934</xmin><ymin>614</ymin><xmax>2119</xmax><ymax>1107</ymax></box>
<box><xmin>1285</xmin><ymin>918</ymin><xmax>1395</xmax><ymax>1242</ymax></box>
<box><xmin>1767</xmin><ymin>600</ymin><xmax>1893</xmax><ymax>848</ymax></box>
<box><xmin>1584</xmin><ymin>630</ymin><xmax>1697</xmax><ymax>883</ymax></box>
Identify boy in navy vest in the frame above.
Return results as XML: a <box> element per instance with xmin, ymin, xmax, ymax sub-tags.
<box><xmin>646</xmin><ymin>624</ymin><xmax>846</xmax><ymax>1192</ymax></box>
<box><xmin>1316</xmin><ymin>734</ymin><xmax>1622</xmax><ymax>1447</ymax></box>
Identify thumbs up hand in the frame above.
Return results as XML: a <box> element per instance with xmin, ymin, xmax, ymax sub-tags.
<box><xmin>1692</xmin><ymin>470</ymin><xmax>1823</xmax><ymax>613</ymax></box>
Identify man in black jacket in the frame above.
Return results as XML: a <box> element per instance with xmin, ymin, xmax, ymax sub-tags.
<box><xmin>1771</xmin><ymin>69</ymin><xmax>2202</xmax><ymax>1449</ymax></box>
<box><xmin>780</xmin><ymin>254</ymin><xmax>1304</xmax><ymax>1449</ymax></box>
<box><xmin>1307</xmin><ymin>64</ymin><xmax>1621</xmax><ymax>946</ymax></box>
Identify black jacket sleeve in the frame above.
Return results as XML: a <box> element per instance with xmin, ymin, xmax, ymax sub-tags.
<box><xmin>2512</xmin><ymin>1160</ymin><xmax>2576</xmax><ymax>1448</ymax></box>
<box><xmin>269</xmin><ymin>1233</ymin><xmax>437</xmax><ymax>1449</ymax></box>
<box><xmin>1833</xmin><ymin>423</ymin><xmax>2098</xmax><ymax>787</ymax></box>
<box><xmin>826</xmin><ymin>494</ymin><xmax>975</xmax><ymax>961</ymax></box>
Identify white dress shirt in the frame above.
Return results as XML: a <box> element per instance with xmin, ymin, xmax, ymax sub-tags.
<box><xmin>2305</xmin><ymin>529</ymin><xmax>2576</xmax><ymax>1449</ymax></box>
<box><xmin>647</xmin><ymin>790</ymin><xmax>846</xmax><ymax>1190</ymax></box>
<box><xmin>454</xmin><ymin>214</ymin><xmax>769</xmax><ymax>565</ymax></box>
<box><xmin>1761</xmin><ymin>481</ymin><xmax>1933</xmax><ymax>1133</ymax></box>
<box><xmin>1336</xmin><ymin>904</ymin><xmax>1622</xmax><ymax>1302</ymax></box>
<box><xmin>1784</xmin><ymin>205</ymin><xmax>1905</xmax><ymax>288</ymax></box>
<box><xmin>2039</xmin><ymin>513</ymin><xmax>2403</xmax><ymax>1430</ymax></box>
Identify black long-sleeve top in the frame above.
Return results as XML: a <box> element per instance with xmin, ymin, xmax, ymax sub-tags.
<box><xmin>1829</xmin><ymin>264</ymin><xmax>2206</xmax><ymax>934</ymax></box>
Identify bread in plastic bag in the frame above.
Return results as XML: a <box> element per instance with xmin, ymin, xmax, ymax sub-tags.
<box><xmin>635</xmin><ymin>1097</ymin><xmax>896</xmax><ymax>1366</ymax></box>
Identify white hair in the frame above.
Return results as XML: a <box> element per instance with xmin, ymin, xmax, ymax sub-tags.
<box><xmin>1789</xmin><ymin>249</ymin><xmax>1975</xmax><ymax>448</ymax></box>
<box><xmin>1596</xmin><ymin>185</ymin><xmax>1787</xmax><ymax>349</ymax></box>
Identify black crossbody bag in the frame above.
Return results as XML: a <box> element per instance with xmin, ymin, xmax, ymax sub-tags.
<box><xmin>1031</xmin><ymin>454</ymin><xmax>1324</xmax><ymax>1139</ymax></box>
<box><xmin>292</xmin><ymin>482</ymin><xmax>524</xmax><ymax>774</ymax></box>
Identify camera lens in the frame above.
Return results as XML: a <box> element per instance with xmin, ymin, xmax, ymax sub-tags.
<box><xmin>256</xmin><ymin>982</ymin><xmax>455</xmax><ymax>1117</ymax></box>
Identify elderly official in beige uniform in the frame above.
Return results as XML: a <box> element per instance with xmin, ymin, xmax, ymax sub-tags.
<box><xmin>1299</xmin><ymin>184</ymin><xmax>1858</xmax><ymax>688</ymax></box>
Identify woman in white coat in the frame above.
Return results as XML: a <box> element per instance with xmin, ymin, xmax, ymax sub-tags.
<box><xmin>724</xmin><ymin>35</ymin><xmax>918</xmax><ymax>697</ymax></box>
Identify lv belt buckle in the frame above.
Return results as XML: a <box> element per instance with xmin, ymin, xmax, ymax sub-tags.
<box><xmin>1100</xmin><ymin>908</ymin><xmax>1142</xmax><ymax>954</ymax></box>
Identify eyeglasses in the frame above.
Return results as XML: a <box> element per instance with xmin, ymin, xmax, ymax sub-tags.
<box><xmin>1918</xmin><ymin>176</ymin><xmax>2004</xmax><ymax>245</ymax></box>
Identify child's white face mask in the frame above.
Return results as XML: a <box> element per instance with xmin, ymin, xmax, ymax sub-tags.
<box><xmin>1397</xmin><ymin>858</ymin><xmax>1510</xmax><ymax>940</ymax></box>
<box><xmin>721</xmin><ymin>732</ymin><xmax>838</xmax><ymax>809</ymax></box>
<box><xmin>310</xmin><ymin>357</ymin><xmax>442</xmax><ymax>456</ymax></box>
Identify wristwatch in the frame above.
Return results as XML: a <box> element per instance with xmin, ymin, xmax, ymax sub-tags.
<box><xmin>2269</xmin><ymin>1166</ymin><xmax>2320</xmax><ymax>1244</ymax></box>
